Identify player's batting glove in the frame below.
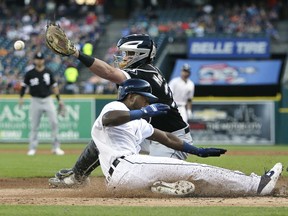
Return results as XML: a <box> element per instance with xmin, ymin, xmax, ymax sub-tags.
<box><xmin>197</xmin><ymin>147</ymin><xmax>227</xmax><ymax>157</ymax></box>
<box><xmin>183</xmin><ymin>142</ymin><xmax>227</xmax><ymax>157</ymax></box>
<box><xmin>130</xmin><ymin>103</ymin><xmax>170</xmax><ymax>120</ymax></box>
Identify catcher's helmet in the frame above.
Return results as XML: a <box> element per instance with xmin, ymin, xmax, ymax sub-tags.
<box><xmin>115</xmin><ymin>34</ymin><xmax>157</xmax><ymax>69</ymax></box>
<box><xmin>118</xmin><ymin>78</ymin><xmax>158</xmax><ymax>103</ymax></box>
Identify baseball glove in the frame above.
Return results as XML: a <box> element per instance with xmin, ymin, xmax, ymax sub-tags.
<box><xmin>45</xmin><ymin>22</ymin><xmax>76</xmax><ymax>56</ymax></box>
<box><xmin>58</xmin><ymin>102</ymin><xmax>66</xmax><ymax>117</ymax></box>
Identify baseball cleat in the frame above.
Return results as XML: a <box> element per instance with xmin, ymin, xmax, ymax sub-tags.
<box><xmin>27</xmin><ymin>149</ymin><xmax>36</xmax><ymax>156</ymax></box>
<box><xmin>49</xmin><ymin>169</ymin><xmax>90</xmax><ymax>188</ymax></box>
<box><xmin>257</xmin><ymin>162</ymin><xmax>283</xmax><ymax>195</ymax></box>
<box><xmin>151</xmin><ymin>180</ymin><xmax>195</xmax><ymax>196</ymax></box>
<box><xmin>55</xmin><ymin>168</ymin><xmax>74</xmax><ymax>179</ymax></box>
<box><xmin>52</xmin><ymin>148</ymin><xmax>65</xmax><ymax>155</ymax></box>
<box><xmin>48</xmin><ymin>175</ymin><xmax>90</xmax><ymax>188</ymax></box>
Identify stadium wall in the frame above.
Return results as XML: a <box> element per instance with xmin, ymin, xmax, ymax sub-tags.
<box><xmin>0</xmin><ymin>94</ymin><xmax>287</xmax><ymax>145</ymax></box>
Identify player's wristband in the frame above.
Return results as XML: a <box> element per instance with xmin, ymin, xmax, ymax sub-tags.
<box><xmin>129</xmin><ymin>110</ymin><xmax>144</xmax><ymax>120</ymax></box>
<box><xmin>56</xmin><ymin>94</ymin><xmax>60</xmax><ymax>102</ymax></box>
<box><xmin>20</xmin><ymin>86</ymin><xmax>26</xmax><ymax>97</ymax></box>
<box><xmin>78</xmin><ymin>51</ymin><xmax>94</xmax><ymax>67</ymax></box>
<box><xmin>182</xmin><ymin>141</ymin><xmax>199</xmax><ymax>155</ymax></box>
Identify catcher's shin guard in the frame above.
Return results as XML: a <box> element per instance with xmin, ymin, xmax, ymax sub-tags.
<box><xmin>72</xmin><ymin>139</ymin><xmax>100</xmax><ymax>181</ymax></box>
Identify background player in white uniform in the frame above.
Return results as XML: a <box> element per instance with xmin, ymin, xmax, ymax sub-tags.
<box><xmin>169</xmin><ymin>63</ymin><xmax>195</xmax><ymax>123</ymax></box>
<box><xmin>19</xmin><ymin>52</ymin><xmax>65</xmax><ymax>156</ymax></box>
<box><xmin>90</xmin><ymin>78</ymin><xmax>282</xmax><ymax>196</ymax></box>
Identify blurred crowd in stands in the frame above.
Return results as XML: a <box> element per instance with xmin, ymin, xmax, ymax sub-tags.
<box><xmin>0</xmin><ymin>0</ymin><xmax>286</xmax><ymax>94</ymax></box>
<box><xmin>126</xmin><ymin>1</ymin><xmax>283</xmax><ymax>40</ymax></box>
<box><xmin>0</xmin><ymin>0</ymin><xmax>115</xmax><ymax>95</ymax></box>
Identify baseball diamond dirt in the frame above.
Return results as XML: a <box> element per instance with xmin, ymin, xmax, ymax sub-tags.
<box><xmin>0</xmin><ymin>177</ymin><xmax>287</xmax><ymax>206</ymax></box>
<box><xmin>0</xmin><ymin>149</ymin><xmax>287</xmax><ymax>207</ymax></box>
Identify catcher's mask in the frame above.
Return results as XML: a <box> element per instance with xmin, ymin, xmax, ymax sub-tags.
<box><xmin>117</xmin><ymin>78</ymin><xmax>158</xmax><ymax>103</ymax></box>
<box><xmin>114</xmin><ymin>34</ymin><xmax>157</xmax><ymax>69</ymax></box>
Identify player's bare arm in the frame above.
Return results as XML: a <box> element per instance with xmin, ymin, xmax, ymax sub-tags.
<box><xmin>101</xmin><ymin>101</ymin><xmax>227</xmax><ymax>157</ymax></box>
<box><xmin>73</xmin><ymin>50</ymin><xmax>126</xmax><ymax>84</ymax></box>
<box><xmin>45</xmin><ymin>23</ymin><xmax>126</xmax><ymax>84</ymax></box>
<box><xmin>102</xmin><ymin>110</ymin><xmax>130</xmax><ymax>126</ymax></box>
<box><xmin>148</xmin><ymin>128</ymin><xmax>183</xmax><ymax>151</ymax></box>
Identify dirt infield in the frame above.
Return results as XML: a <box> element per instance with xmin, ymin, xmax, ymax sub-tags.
<box><xmin>0</xmin><ymin>176</ymin><xmax>287</xmax><ymax>207</ymax></box>
<box><xmin>0</xmin><ymin>148</ymin><xmax>287</xmax><ymax>207</ymax></box>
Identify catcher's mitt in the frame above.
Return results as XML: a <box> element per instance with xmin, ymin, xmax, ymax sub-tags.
<box><xmin>45</xmin><ymin>23</ymin><xmax>76</xmax><ymax>56</ymax></box>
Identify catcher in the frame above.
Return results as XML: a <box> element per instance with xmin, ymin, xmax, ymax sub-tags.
<box><xmin>46</xmin><ymin>23</ymin><xmax>227</xmax><ymax>188</ymax></box>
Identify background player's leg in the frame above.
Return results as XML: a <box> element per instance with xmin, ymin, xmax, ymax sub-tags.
<box><xmin>28</xmin><ymin>98</ymin><xmax>42</xmax><ymax>155</ymax></box>
<box><xmin>45</xmin><ymin>97</ymin><xmax>62</xmax><ymax>154</ymax></box>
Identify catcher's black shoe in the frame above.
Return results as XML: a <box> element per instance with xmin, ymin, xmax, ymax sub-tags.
<box><xmin>55</xmin><ymin>168</ymin><xmax>74</xmax><ymax>179</ymax></box>
<box><xmin>257</xmin><ymin>162</ymin><xmax>283</xmax><ymax>195</ymax></box>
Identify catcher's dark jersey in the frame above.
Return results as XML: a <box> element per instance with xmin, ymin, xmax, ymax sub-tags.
<box><xmin>23</xmin><ymin>67</ymin><xmax>56</xmax><ymax>98</ymax></box>
<box><xmin>124</xmin><ymin>64</ymin><xmax>188</xmax><ymax>132</ymax></box>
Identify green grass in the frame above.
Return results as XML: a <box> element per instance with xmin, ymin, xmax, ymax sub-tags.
<box><xmin>0</xmin><ymin>143</ymin><xmax>103</xmax><ymax>177</ymax></box>
<box><xmin>1</xmin><ymin>143</ymin><xmax>287</xmax><ymax>177</ymax></box>
<box><xmin>0</xmin><ymin>206</ymin><xmax>288</xmax><ymax>216</ymax></box>
<box><xmin>0</xmin><ymin>143</ymin><xmax>287</xmax><ymax>215</ymax></box>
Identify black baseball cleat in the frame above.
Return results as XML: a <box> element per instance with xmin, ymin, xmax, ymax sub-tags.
<box><xmin>55</xmin><ymin>168</ymin><xmax>74</xmax><ymax>179</ymax></box>
<box><xmin>49</xmin><ymin>168</ymin><xmax>90</xmax><ymax>188</ymax></box>
<box><xmin>257</xmin><ymin>162</ymin><xmax>283</xmax><ymax>195</ymax></box>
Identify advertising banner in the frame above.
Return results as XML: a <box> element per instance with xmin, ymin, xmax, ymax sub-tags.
<box><xmin>189</xmin><ymin>101</ymin><xmax>275</xmax><ymax>144</ymax></box>
<box><xmin>0</xmin><ymin>99</ymin><xmax>95</xmax><ymax>142</ymax></box>
<box><xmin>187</xmin><ymin>38</ymin><xmax>270</xmax><ymax>58</ymax></box>
<box><xmin>171</xmin><ymin>59</ymin><xmax>282</xmax><ymax>85</ymax></box>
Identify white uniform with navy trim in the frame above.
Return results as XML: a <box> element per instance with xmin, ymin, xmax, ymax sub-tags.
<box><xmin>91</xmin><ymin>101</ymin><xmax>154</xmax><ymax>177</ymax></box>
<box><xmin>169</xmin><ymin>77</ymin><xmax>195</xmax><ymax>123</ymax></box>
<box><xmin>91</xmin><ymin>101</ymin><xmax>261</xmax><ymax>195</ymax></box>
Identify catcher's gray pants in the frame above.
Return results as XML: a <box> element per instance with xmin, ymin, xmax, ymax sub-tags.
<box><xmin>29</xmin><ymin>97</ymin><xmax>60</xmax><ymax>151</ymax></box>
<box><xmin>142</xmin><ymin>126</ymin><xmax>191</xmax><ymax>160</ymax></box>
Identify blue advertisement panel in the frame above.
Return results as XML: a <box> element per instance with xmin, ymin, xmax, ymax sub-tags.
<box><xmin>187</xmin><ymin>38</ymin><xmax>270</xmax><ymax>58</ymax></box>
<box><xmin>171</xmin><ymin>59</ymin><xmax>282</xmax><ymax>85</ymax></box>
<box><xmin>189</xmin><ymin>101</ymin><xmax>275</xmax><ymax>144</ymax></box>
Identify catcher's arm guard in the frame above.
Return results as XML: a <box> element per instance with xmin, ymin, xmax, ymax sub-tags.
<box><xmin>45</xmin><ymin>22</ymin><xmax>77</xmax><ymax>56</ymax></box>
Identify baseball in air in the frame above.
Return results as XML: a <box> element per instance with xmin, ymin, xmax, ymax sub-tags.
<box><xmin>14</xmin><ymin>40</ymin><xmax>25</xmax><ymax>50</ymax></box>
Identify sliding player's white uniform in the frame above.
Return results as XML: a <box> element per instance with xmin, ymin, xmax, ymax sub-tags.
<box><xmin>91</xmin><ymin>101</ymin><xmax>266</xmax><ymax>196</ymax></box>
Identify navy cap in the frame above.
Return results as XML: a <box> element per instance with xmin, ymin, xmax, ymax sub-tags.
<box><xmin>34</xmin><ymin>52</ymin><xmax>44</xmax><ymax>59</ymax></box>
<box><xmin>182</xmin><ymin>63</ymin><xmax>191</xmax><ymax>73</ymax></box>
